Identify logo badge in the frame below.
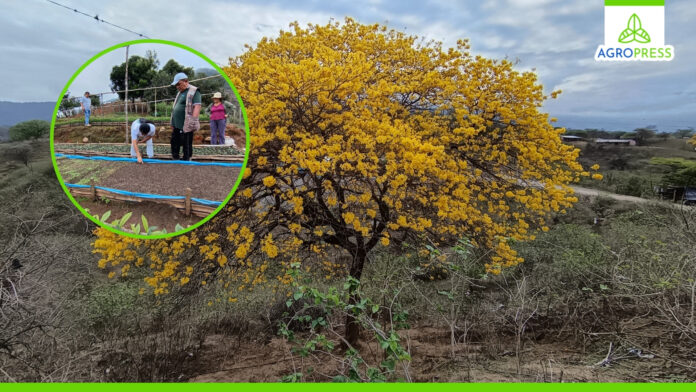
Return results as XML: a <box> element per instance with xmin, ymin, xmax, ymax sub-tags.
<box><xmin>595</xmin><ymin>0</ymin><xmax>674</xmax><ymax>61</ymax></box>
<box><xmin>618</xmin><ymin>13</ymin><xmax>650</xmax><ymax>43</ymax></box>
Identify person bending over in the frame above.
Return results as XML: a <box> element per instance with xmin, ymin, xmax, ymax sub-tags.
<box><xmin>131</xmin><ymin>118</ymin><xmax>155</xmax><ymax>164</ymax></box>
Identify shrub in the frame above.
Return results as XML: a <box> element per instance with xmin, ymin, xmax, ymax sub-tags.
<box><xmin>9</xmin><ymin>120</ymin><xmax>50</xmax><ymax>141</ymax></box>
<box><xmin>85</xmin><ymin>281</ymin><xmax>142</xmax><ymax>333</ymax></box>
<box><xmin>5</xmin><ymin>142</ymin><xmax>33</xmax><ymax>166</ymax></box>
<box><xmin>615</xmin><ymin>175</ymin><xmax>646</xmax><ymax>197</ymax></box>
<box><xmin>651</xmin><ymin>157</ymin><xmax>696</xmax><ymax>186</ymax></box>
<box><xmin>153</xmin><ymin>102</ymin><xmax>171</xmax><ymax>117</ymax></box>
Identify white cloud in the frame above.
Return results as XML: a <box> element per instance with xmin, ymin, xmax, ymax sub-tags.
<box><xmin>0</xmin><ymin>0</ymin><xmax>693</xmax><ymax>131</ymax></box>
<box><xmin>553</xmin><ymin>71</ymin><xmax>605</xmax><ymax>93</ymax></box>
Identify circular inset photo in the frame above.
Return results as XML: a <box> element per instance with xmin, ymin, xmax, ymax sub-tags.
<box><xmin>50</xmin><ymin>39</ymin><xmax>249</xmax><ymax>239</ymax></box>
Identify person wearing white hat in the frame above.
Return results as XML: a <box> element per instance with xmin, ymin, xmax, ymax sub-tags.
<box><xmin>170</xmin><ymin>72</ymin><xmax>201</xmax><ymax>160</ymax></box>
<box><xmin>205</xmin><ymin>91</ymin><xmax>234</xmax><ymax>145</ymax></box>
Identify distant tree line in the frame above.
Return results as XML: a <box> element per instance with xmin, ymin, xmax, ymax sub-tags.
<box><xmin>565</xmin><ymin>126</ymin><xmax>694</xmax><ymax>146</ymax></box>
<box><xmin>109</xmin><ymin>50</ymin><xmax>231</xmax><ymax>110</ymax></box>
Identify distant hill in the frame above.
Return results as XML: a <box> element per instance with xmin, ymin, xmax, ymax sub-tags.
<box><xmin>0</xmin><ymin>101</ymin><xmax>55</xmax><ymax>127</ymax></box>
<box><xmin>554</xmin><ymin>113</ymin><xmax>693</xmax><ymax>133</ymax></box>
<box><xmin>195</xmin><ymin>67</ymin><xmax>219</xmax><ymax>76</ymax></box>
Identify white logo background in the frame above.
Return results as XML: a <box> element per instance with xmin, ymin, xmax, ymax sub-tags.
<box><xmin>604</xmin><ymin>6</ymin><xmax>665</xmax><ymax>46</ymax></box>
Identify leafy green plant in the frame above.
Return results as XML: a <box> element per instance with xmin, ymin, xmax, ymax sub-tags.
<box><xmin>91</xmin><ymin>211</ymin><xmax>185</xmax><ymax>235</ymax></box>
<box><xmin>278</xmin><ymin>264</ymin><xmax>412</xmax><ymax>382</ymax></box>
<box><xmin>280</xmin><ymin>372</ymin><xmax>304</xmax><ymax>383</ymax></box>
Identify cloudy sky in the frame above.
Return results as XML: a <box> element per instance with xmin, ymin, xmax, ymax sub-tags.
<box><xmin>1</xmin><ymin>0</ymin><xmax>694</xmax><ymax>131</ymax></box>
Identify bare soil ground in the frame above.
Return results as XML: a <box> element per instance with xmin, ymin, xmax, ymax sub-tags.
<box><xmin>78</xmin><ymin>198</ymin><xmax>199</xmax><ymax>232</ymax></box>
<box><xmin>571</xmin><ymin>186</ymin><xmax>652</xmax><ymax>203</ymax></box>
<box><xmin>57</xmin><ymin>158</ymin><xmax>241</xmax><ymax>201</ymax></box>
<box><xmin>189</xmin><ymin>324</ymin><xmax>677</xmax><ymax>382</ymax></box>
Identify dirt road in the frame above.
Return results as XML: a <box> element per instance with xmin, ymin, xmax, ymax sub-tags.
<box><xmin>570</xmin><ymin>185</ymin><xmax>694</xmax><ymax>210</ymax></box>
<box><xmin>570</xmin><ymin>186</ymin><xmax>649</xmax><ymax>203</ymax></box>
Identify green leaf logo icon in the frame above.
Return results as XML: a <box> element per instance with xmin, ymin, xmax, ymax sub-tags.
<box><xmin>618</xmin><ymin>13</ymin><xmax>651</xmax><ymax>44</ymax></box>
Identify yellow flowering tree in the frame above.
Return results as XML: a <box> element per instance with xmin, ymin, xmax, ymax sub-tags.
<box><xmin>94</xmin><ymin>18</ymin><xmax>589</xmax><ymax>345</ymax></box>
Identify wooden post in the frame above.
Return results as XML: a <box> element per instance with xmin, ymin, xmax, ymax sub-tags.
<box><xmin>185</xmin><ymin>188</ymin><xmax>192</xmax><ymax>216</ymax></box>
<box><xmin>90</xmin><ymin>180</ymin><xmax>96</xmax><ymax>201</ymax></box>
<box><xmin>124</xmin><ymin>45</ymin><xmax>130</xmax><ymax>144</ymax></box>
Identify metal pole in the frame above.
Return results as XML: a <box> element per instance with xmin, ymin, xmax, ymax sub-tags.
<box><xmin>124</xmin><ymin>45</ymin><xmax>130</xmax><ymax>144</ymax></box>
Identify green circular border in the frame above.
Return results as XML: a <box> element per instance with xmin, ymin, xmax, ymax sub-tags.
<box><xmin>50</xmin><ymin>39</ymin><xmax>250</xmax><ymax>240</ymax></box>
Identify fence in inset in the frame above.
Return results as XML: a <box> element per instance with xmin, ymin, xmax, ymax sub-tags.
<box><xmin>64</xmin><ymin>182</ymin><xmax>223</xmax><ymax>218</ymax></box>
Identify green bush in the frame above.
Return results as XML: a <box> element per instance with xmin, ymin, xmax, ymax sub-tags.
<box><xmin>515</xmin><ymin>224</ymin><xmax>611</xmax><ymax>292</ymax></box>
<box><xmin>615</xmin><ymin>175</ymin><xmax>646</xmax><ymax>197</ymax></box>
<box><xmin>650</xmin><ymin>157</ymin><xmax>696</xmax><ymax>186</ymax></box>
<box><xmin>85</xmin><ymin>281</ymin><xmax>142</xmax><ymax>333</ymax></box>
<box><xmin>9</xmin><ymin>120</ymin><xmax>50</xmax><ymax>141</ymax></box>
<box><xmin>153</xmin><ymin>102</ymin><xmax>171</xmax><ymax>116</ymax></box>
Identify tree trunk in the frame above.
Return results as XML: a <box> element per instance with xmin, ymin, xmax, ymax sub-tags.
<box><xmin>344</xmin><ymin>249</ymin><xmax>366</xmax><ymax>348</ymax></box>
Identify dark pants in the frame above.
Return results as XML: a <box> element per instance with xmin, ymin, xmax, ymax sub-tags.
<box><xmin>171</xmin><ymin>128</ymin><xmax>194</xmax><ymax>160</ymax></box>
<box><xmin>210</xmin><ymin>119</ymin><xmax>226</xmax><ymax>145</ymax></box>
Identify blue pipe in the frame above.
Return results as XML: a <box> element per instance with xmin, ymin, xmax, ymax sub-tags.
<box><xmin>55</xmin><ymin>153</ymin><xmax>243</xmax><ymax>168</ymax></box>
<box><xmin>63</xmin><ymin>182</ymin><xmax>222</xmax><ymax>207</ymax></box>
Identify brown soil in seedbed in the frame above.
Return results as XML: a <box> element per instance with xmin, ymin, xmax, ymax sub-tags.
<box><xmin>79</xmin><ymin>198</ymin><xmax>199</xmax><ymax>233</ymax></box>
<box><xmin>53</xmin><ymin>123</ymin><xmax>246</xmax><ymax>147</ymax></box>
<box><xmin>101</xmin><ymin>162</ymin><xmax>240</xmax><ymax>201</ymax></box>
<box><xmin>58</xmin><ymin>158</ymin><xmax>241</xmax><ymax>201</ymax></box>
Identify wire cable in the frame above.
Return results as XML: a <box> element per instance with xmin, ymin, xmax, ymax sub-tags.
<box><xmin>97</xmin><ymin>74</ymin><xmax>224</xmax><ymax>95</ymax></box>
<box><xmin>46</xmin><ymin>0</ymin><xmax>150</xmax><ymax>38</ymax></box>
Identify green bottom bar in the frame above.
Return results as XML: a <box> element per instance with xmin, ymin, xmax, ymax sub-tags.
<box><xmin>605</xmin><ymin>0</ymin><xmax>664</xmax><ymax>6</ymax></box>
